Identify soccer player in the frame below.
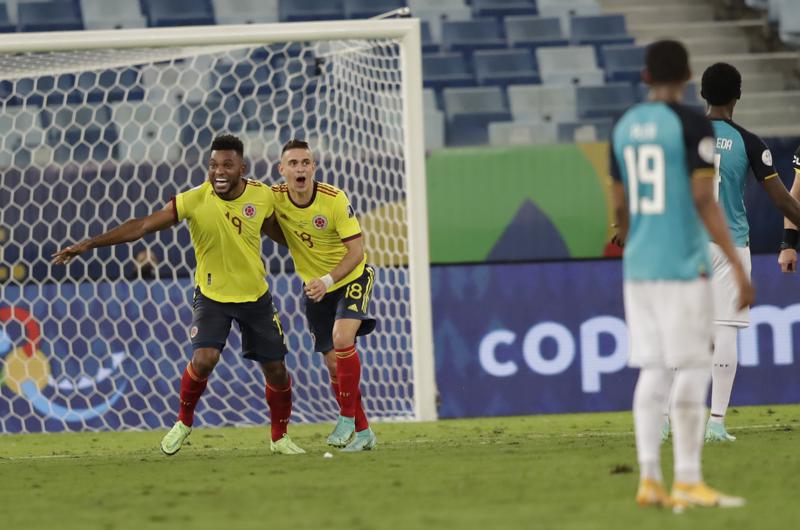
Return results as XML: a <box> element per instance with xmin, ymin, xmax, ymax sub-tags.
<box><xmin>777</xmin><ymin>150</ymin><xmax>800</xmax><ymax>272</ymax></box>
<box><xmin>611</xmin><ymin>40</ymin><xmax>752</xmax><ymax>508</ymax></box>
<box><xmin>51</xmin><ymin>134</ymin><xmax>305</xmax><ymax>456</ymax></box>
<box><xmin>263</xmin><ymin>139</ymin><xmax>377</xmax><ymax>452</ymax></box>
<box><xmin>698</xmin><ymin>62</ymin><xmax>800</xmax><ymax>442</ymax></box>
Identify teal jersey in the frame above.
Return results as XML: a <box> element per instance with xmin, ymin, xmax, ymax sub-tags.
<box><xmin>712</xmin><ymin>119</ymin><xmax>777</xmax><ymax>247</ymax></box>
<box><xmin>611</xmin><ymin>102</ymin><xmax>716</xmax><ymax>281</ymax></box>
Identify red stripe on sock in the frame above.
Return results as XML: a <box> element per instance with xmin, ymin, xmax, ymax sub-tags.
<box><xmin>178</xmin><ymin>362</ymin><xmax>208</xmax><ymax>427</ymax></box>
<box><xmin>266</xmin><ymin>375</ymin><xmax>293</xmax><ymax>442</ymax></box>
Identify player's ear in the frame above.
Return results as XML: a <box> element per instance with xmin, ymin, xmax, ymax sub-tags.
<box><xmin>640</xmin><ymin>68</ymin><xmax>650</xmax><ymax>85</ymax></box>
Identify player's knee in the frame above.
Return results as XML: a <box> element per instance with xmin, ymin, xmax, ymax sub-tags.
<box><xmin>192</xmin><ymin>349</ymin><xmax>220</xmax><ymax>377</ymax></box>
<box><xmin>332</xmin><ymin>331</ymin><xmax>356</xmax><ymax>351</ymax></box>
<box><xmin>261</xmin><ymin>361</ymin><xmax>288</xmax><ymax>387</ymax></box>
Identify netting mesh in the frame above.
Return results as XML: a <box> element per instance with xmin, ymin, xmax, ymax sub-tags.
<box><xmin>0</xmin><ymin>37</ymin><xmax>416</xmax><ymax>433</ymax></box>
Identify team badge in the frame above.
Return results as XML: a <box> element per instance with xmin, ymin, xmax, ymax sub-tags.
<box><xmin>312</xmin><ymin>215</ymin><xmax>328</xmax><ymax>230</ymax></box>
<box><xmin>190</xmin><ymin>326</ymin><xmax>198</xmax><ymax>338</ymax></box>
<box><xmin>242</xmin><ymin>204</ymin><xmax>256</xmax><ymax>218</ymax></box>
<box><xmin>762</xmin><ymin>149</ymin><xmax>773</xmax><ymax>167</ymax></box>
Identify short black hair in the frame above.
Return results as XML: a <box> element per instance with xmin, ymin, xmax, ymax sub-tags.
<box><xmin>281</xmin><ymin>138</ymin><xmax>310</xmax><ymax>156</ymax></box>
<box><xmin>701</xmin><ymin>62</ymin><xmax>742</xmax><ymax>106</ymax></box>
<box><xmin>211</xmin><ymin>134</ymin><xmax>244</xmax><ymax>157</ymax></box>
<box><xmin>645</xmin><ymin>40</ymin><xmax>690</xmax><ymax>84</ymax></box>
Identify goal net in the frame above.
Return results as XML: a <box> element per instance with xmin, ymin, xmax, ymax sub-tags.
<box><xmin>0</xmin><ymin>20</ymin><xmax>435</xmax><ymax>433</ymax></box>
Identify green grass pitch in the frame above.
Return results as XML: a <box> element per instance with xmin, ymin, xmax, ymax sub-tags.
<box><xmin>1</xmin><ymin>404</ymin><xmax>799</xmax><ymax>529</ymax></box>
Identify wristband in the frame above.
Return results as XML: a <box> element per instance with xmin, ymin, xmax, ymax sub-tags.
<box><xmin>783</xmin><ymin>228</ymin><xmax>799</xmax><ymax>249</ymax></box>
<box><xmin>321</xmin><ymin>274</ymin><xmax>334</xmax><ymax>289</ymax></box>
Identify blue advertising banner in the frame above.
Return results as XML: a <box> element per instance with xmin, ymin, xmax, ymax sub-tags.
<box><xmin>432</xmin><ymin>255</ymin><xmax>800</xmax><ymax>418</ymax></box>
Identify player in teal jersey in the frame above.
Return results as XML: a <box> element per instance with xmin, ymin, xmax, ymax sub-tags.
<box><xmin>777</xmin><ymin>148</ymin><xmax>800</xmax><ymax>271</ymax></box>
<box><xmin>697</xmin><ymin>63</ymin><xmax>800</xmax><ymax>442</ymax></box>
<box><xmin>611</xmin><ymin>40</ymin><xmax>753</xmax><ymax>509</ymax></box>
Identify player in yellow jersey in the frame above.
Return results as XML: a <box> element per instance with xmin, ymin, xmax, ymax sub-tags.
<box><xmin>52</xmin><ymin>134</ymin><xmax>305</xmax><ymax>456</ymax></box>
<box><xmin>265</xmin><ymin>139</ymin><xmax>377</xmax><ymax>452</ymax></box>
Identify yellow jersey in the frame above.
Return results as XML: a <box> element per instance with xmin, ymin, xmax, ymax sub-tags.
<box><xmin>271</xmin><ymin>181</ymin><xmax>366</xmax><ymax>292</ymax></box>
<box><xmin>174</xmin><ymin>179</ymin><xmax>274</xmax><ymax>303</ymax></box>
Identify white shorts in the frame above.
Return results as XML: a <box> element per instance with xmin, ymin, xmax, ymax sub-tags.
<box><xmin>710</xmin><ymin>242</ymin><xmax>751</xmax><ymax>327</ymax></box>
<box><xmin>624</xmin><ymin>279</ymin><xmax>714</xmax><ymax>369</ymax></box>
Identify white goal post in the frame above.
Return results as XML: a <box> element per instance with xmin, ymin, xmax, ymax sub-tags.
<box><xmin>0</xmin><ymin>19</ymin><xmax>436</xmax><ymax>433</ymax></box>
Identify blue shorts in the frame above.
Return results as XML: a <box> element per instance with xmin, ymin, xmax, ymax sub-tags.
<box><xmin>190</xmin><ymin>287</ymin><xmax>288</xmax><ymax>363</ymax></box>
<box><xmin>304</xmin><ymin>265</ymin><xmax>377</xmax><ymax>353</ymax></box>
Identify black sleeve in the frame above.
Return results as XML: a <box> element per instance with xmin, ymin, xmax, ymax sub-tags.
<box><xmin>609</xmin><ymin>142</ymin><xmax>622</xmax><ymax>182</ymax></box>
<box><xmin>739</xmin><ymin>126</ymin><xmax>777</xmax><ymax>182</ymax></box>
<box><xmin>671</xmin><ymin>104</ymin><xmax>716</xmax><ymax>175</ymax></box>
<box><xmin>793</xmin><ymin>144</ymin><xmax>800</xmax><ymax>173</ymax></box>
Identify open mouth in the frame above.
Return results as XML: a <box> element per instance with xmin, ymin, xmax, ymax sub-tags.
<box><xmin>296</xmin><ymin>176</ymin><xmax>307</xmax><ymax>185</ymax></box>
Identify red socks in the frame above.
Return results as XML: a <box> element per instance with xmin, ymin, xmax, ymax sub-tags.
<box><xmin>178</xmin><ymin>362</ymin><xmax>208</xmax><ymax>427</ymax></box>
<box><xmin>266</xmin><ymin>376</ymin><xmax>292</xmax><ymax>442</ymax></box>
<box><xmin>335</xmin><ymin>344</ymin><xmax>362</xmax><ymax>420</ymax></box>
<box><xmin>331</xmin><ymin>375</ymin><xmax>369</xmax><ymax>431</ymax></box>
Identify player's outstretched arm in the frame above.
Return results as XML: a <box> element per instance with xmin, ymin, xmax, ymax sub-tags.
<box><xmin>610</xmin><ymin>181</ymin><xmax>629</xmax><ymax>247</ymax></box>
<box><xmin>261</xmin><ymin>213</ymin><xmax>288</xmax><ymax>247</ymax></box>
<box><xmin>51</xmin><ymin>204</ymin><xmax>177</xmax><ymax>265</ymax></box>
<box><xmin>304</xmin><ymin>236</ymin><xmax>364</xmax><ymax>302</ymax></box>
<box><xmin>777</xmin><ymin>174</ymin><xmax>800</xmax><ymax>272</ymax></box>
<box><xmin>692</xmin><ymin>175</ymin><xmax>755</xmax><ymax>309</ymax></box>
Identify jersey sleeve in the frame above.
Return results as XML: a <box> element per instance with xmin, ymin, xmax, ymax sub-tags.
<box><xmin>742</xmin><ymin>129</ymin><xmax>777</xmax><ymax>182</ymax></box>
<box><xmin>333</xmin><ymin>192</ymin><xmax>362</xmax><ymax>242</ymax></box>
<box><xmin>793</xmin><ymin>144</ymin><xmax>800</xmax><ymax>174</ymax></box>
<box><xmin>174</xmin><ymin>184</ymin><xmax>203</xmax><ymax>222</ymax></box>
<box><xmin>678</xmin><ymin>107</ymin><xmax>716</xmax><ymax>178</ymax></box>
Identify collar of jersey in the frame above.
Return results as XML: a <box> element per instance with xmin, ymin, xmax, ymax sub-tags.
<box><xmin>288</xmin><ymin>180</ymin><xmax>318</xmax><ymax>209</ymax></box>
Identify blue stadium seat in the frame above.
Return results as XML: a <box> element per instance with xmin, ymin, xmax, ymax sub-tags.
<box><xmin>421</xmin><ymin>20</ymin><xmax>439</xmax><ymax>53</ymax></box>
<box><xmin>344</xmin><ymin>0</ymin><xmax>405</xmax><ymax>19</ymax></box>
<box><xmin>471</xmin><ymin>0</ymin><xmax>537</xmax><ymax>18</ymax></box>
<box><xmin>488</xmin><ymin>120</ymin><xmax>558</xmax><ymax>146</ymax></box>
<box><xmin>570</xmin><ymin>14</ymin><xmax>634</xmax><ymax>50</ymax></box>
<box><xmin>443</xmin><ymin>86</ymin><xmax>512</xmax><ymax>146</ymax></box>
<box><xmin>15</xmin><ymin>74</ymin><xmax>77</xmax><ymax>106</ymax></box>
<box><xmin>18</xmin><ymin>1</ymin><xmax>83</xmax><ymax>32</ymax></box>
<box><xmin>441</xmin><ymin>18</ymin><xmax>506</xmax><ymax>53</ymax></box>
<box><xmin>636</xmin><ymin>82</ymin><xmax>700</xmax><ymax>105</ymax></box>
<box><xmin>423</xmin><ymin>89</ymin><xmax>445</xmax><ymax>150</ymax></box>
<box><xmin>505</xmin><ymin>16</ymin><xmax>569</xmax><ymax>51</ymax></box>
<box><xmin>536</xmin><ymin>45</ymin><xmax>604</xmax><ymax>85</ymax></box>
<box><xmin>410</xmin><ymin>1</ymin><xmax>472</xmax><ymax>42</ymax></box>
<box><xmin>212</xmin><ymin>0</ymin><xmax>279</xmax><ymax>25</ymax></box>
<box><xmin>576</xmin><ymin>83</ymin><xmax>637</xmax><ymax>120</ymax></box>
<box><xmin>75</xmin><ymin>68</ymin><xmax>145</xmax><ymax>104</ymax></box>
<box><xmin>0</xmin><ymin>3</ymin><xmax>16</xmax><ymax>32</ymax></box>
<box><xmin>557</xmin><ymin>118</ymin><xmax>613</xmax><ymax>142</ymax></box>
<box><xmin>601</xmin><ymin>44</ymin><xmax>645</xmax><ymax>83</ymax></box>
<box><xmin>141</xmin><ymin>0</ymin><xmax>214</xmax><ymax>27</ymax></box>
<box><xmin>42</xmin><ymin>105</ymin><xmax>119</xmax><ymax>163</ymax></box>
<box><xmin>423</xmin><ymin>52</ymin><xmax>474</xmax><ymax>90</ymax></box>
<box><xmin>280</xmin><ymin>0</ymin><xmax>343</xmax><ymax>21</ymax></box>
<box><xmin>508</xmin><ymin>83</ymin><xmax>577</xmax><ymax>122</ymax></box>
<box><xmin>80</xmin><ymin>0</ymin><xmax>146</xmax><ymax>29</ymax></box>
<box><xmin>473</xmin><ymin>49</ymin><xmax>539</xmax><ymax>86</ymax></box>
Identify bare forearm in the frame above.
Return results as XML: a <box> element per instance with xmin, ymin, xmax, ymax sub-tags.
<box><xmin>329</xmin><ymin>250</ymin><xmax>363</xmax><ymax>283</ymax></box>
<box><xmin>85</xmin><ymin>218</ymin><xmax>148</xmax><ymax>250</ymax></box>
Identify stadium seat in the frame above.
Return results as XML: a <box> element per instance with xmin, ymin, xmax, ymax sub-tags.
<box><xmin>443</xmin><ymin>86</ymin><xmax>511</xmax><ymax>146</ymax></box>
<box><xmin>441</xmin><ymin>18</ymin><xmax>506</xmax><ymax>53</ymax></box>
<box><xmin>344</xmin><ymin>0</ymin><xmax>405</xmax><ymax>19</ymax></box>
<box><xmin>778</xmin><ymin>0</ymin><xmax>800</xmax><ymax>44</ymax></box>
<box><xmin>0</xmin><ymin>107</ymin><xmax>46</xmax><ymax>167</ymax></box>
<box><xmin>471</xmin><ymin>0</ymin><xmax>537</xmax><ymax>19</ymax></box>
<box><xmin>279</xmin><ymin>0</ymin><xmax>343</xmax><ymax>22</ymax></box>
<box><xmin>505</xmin><ymin>16</ymin><xmax>569</xmax><ymax>50</ymax></box>
<box><xmin>557</xmin><ymin>118</ymin><xmax>613</xmax><ymax>142</ymax></box>
<box><xmin>536</xmin><ymin>46</ymin><xmax>604</xmax><ymax>85</ymax></box>
<box><xmin>570</xmin><ymin>14</ymin><xmax>634</xmax><ymax>50</ymax></box>
<box><xmin>424</xmin><ymin>89</ymin><xmax>446</xmax><ymax>151</ymax></box>
<box><xmin>601</xmin><ymin>44</ymin><xmax>645</xmax><ymax>83</ymax></box>
<box><xmin>80</xmin><ymin>0</ymin><xmax>146</xmax><ymax>29</ymax></box>
<box><xmin>422</xmin><ymin>52</ymin><xmax>474</xmax><ymax>91</ymax></box>
<box><xmin>212</xmin><ymin>0</ymin><xmax>279</xmax><ymax>25</ymax></box>
<box><xmin>17</xmin><ymin>1</ymin><xmax>83</xmax><ymax>32</ymax></box>
<box><xmin>421</xmin><ymin>20</ymin><xmax>439</xmax><ymax>53</ymax></box>
<box><xmin>507</xmin><ymin>83</ymin><xmax>577</xmax><ymax>122</ymax></box>
<box><xmin>537</xmin><ymin>0</ymin><xmax>600</xmax><ymax>33</ymax></box>
<box><xmin>473</xmin><ymin>49</ymin><xmax>539</xmax><ymax>86</ymax></box>
<box><xmin>42</xmin><ymin>104</ymin><xmax>118</xmax><ymax>163</ymax></box>
<box><xmin>14</xmin><ymin>74</ymin><xmax>77</xmax><ymax>106</ymax></box>
<box><xmin>410</xmin><ymin>1</ymin><xmax>472</xmax><ymax>42</ymax></box>
<box><xmin>636</xmin><ymin>82</ymin><xmax>700</xmax><ymax>105</ymax></box>
<box><xmin>576</xmin><ymin>83</ymin><xmax>637</xmax><ymax>120</ymax></box>
<box><xmin>141</xmin><ymin>0</ymin><xmax>214</xmax><ymax>27</ymax></box>
<box><xmin>75</xmin><ymin>68</ymin><xmax>145</xmax><ymax>104</ymax></box>
<box><xmin>488</xmin><ymin>120</ymin><xmax>558</xmax><ymax>146</ymax></box>
<box><xmin>0</xmin><ymin>3</ymin><xmax>16</xmax><ymax>32</ymax></box>
<box><xmin>110</xmin><ymin>101</ymin><xmax>183</xmax><ymax>164</ymax></box>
